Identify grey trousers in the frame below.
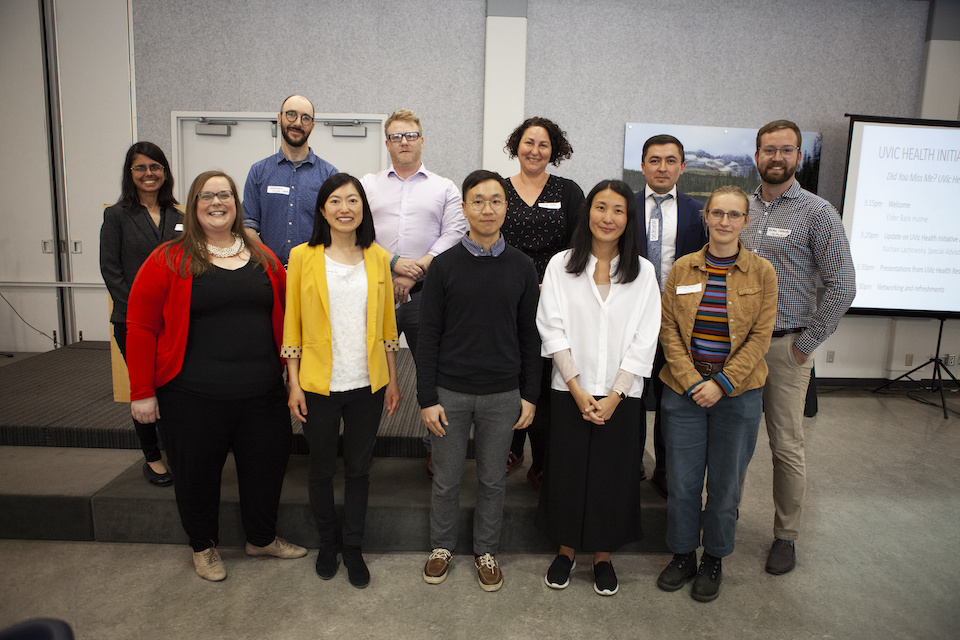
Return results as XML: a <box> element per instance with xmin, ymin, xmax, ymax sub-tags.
<box><xmin>429</xmin><ymin>386</ymin><xmax>520</xmax><ymax>555</ymax></box>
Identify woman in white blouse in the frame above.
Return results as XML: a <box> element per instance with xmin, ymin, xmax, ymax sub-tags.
<box><xmin>283</xmin><ymin>173</ymin><xmax>401</xmax><ymax>589</ymax></box>
<box><xmin>535</xmin><ymin>179</ymin><xmax>661</xmax><ymax>596</ymax></box>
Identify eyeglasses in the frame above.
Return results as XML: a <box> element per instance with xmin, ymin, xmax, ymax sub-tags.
<box><xmin>131</xmin><ymin>164</ymin><xmax>164</xmax><ymax>173</ymax></box>
<box><xmin>706</xmin><ymin>209</ymin><xmax>746</xmax><ymax>221</ymax></box>
<box><xmin>467</xmin><ymin>198</ymin><xmax>505</xmax><ymax>212</ymax></box>
<box><xmin>758</xmin><ymin>146</ymin><xmax>798</xmax><ymax>157</ymax></box>
<box><xmin>283</xmin><ymin>110</ymin><xmax>314</xmax><ymax>126</ymax></box>
<box><xmin>386</xmin><ymin>132</ymin><xmax>421</xmax><ymax>143</ymax></box>
<box><xmin>197</xmin><ymin>190</ymin><xmax>234</xmax><ymax>202</ymax></box>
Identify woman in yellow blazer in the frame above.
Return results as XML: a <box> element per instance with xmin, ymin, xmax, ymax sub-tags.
<box><xmin>283</xmin><ymin>173</ymin><xmax>400</xmax><ymax>589</ymax></box>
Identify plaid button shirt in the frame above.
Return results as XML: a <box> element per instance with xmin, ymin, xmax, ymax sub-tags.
<box><xmin>742</xmin><ymin>180</ymin><xmax>856</xmax><ymax>355</ymax></box>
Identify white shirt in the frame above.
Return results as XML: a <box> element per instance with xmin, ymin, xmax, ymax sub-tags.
<box><xmin>360</xmin><ymin>163</ymin><xmax>465</xmax><ymax>260</ymax></box>
<box><xmin>326</xmin><ymin>256</ymin><xmax>369</xmax><ymax>392</ymax></box>
<box><xmin>644</xmin><ymin>185</ymin><xmax>679</xmax><ymax>288</ymax></box>
<box><xmin>536</xmin><ymin>250</ymin><xmax>661</xmax><ymax>397</ymax></box>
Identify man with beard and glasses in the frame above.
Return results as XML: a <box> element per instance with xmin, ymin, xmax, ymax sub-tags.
<box><xmin>741</xmin><ymin>120</ymin><xmax>854</xmax><ymax>576</ymax></box>
<box><xmin>243</xmin><ymin>95</ymin><xmax>338</xmax><ymax>265</ymax></box>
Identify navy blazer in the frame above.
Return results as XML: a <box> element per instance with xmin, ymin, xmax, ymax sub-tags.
<box><xmin>100</xmin><ymin>202</ymin><xmax>183</xmax><ymax>323</ymax></box>
<box><xmin>635</xmin><ymin>190</ymin><xmax>707</xmax><ymax>261</ymax></box>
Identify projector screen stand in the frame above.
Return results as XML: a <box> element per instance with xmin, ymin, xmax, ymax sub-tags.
<box><xmin>874</xmin><ymin>317</ymin><xmax>960</xmax><ymax>419</ymax></box>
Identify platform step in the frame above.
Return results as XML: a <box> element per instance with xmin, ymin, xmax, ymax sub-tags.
<box><xmin>0</xmin><ymin>447</ymin><xmax>667</xmax><ymax>553</ymax></box>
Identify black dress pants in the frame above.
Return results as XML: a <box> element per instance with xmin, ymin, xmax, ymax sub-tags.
<box><xmin>156</xmin><ymin>384</ymin><xmax>291</xmax><ymax>552</ymax></box>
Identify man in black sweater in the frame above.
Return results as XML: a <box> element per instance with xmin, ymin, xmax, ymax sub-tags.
<box><xmin>417</xmin><ymin>170</ymin><xmax>541</xmax><ymax>592</ymax></box>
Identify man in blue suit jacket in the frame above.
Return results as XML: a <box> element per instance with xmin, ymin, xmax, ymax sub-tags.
<box><xmin>635</xmin><ymin>134</ymin><xmax>707</xmax><ymax>497</ymax></box>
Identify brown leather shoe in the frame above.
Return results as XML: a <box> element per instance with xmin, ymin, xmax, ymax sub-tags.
<box><xmin>475</xmin><ymin>553</ymin><xmax>503</xmax><ymax>592</ymax></box>
<box><xmin>423</xmin><ymin>548</ymin><xmax>452</xmax><ymax>584</ymax></box>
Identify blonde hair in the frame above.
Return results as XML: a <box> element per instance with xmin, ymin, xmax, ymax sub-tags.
<box><xmin>703</xmin><ymin>185</ymin><xmax>750</xmax><ymax>218</ymax></box>
<box><xmin>384</xmin><ymin>109</ymin><xmax>421</xmax><ymax>135</ymax></box>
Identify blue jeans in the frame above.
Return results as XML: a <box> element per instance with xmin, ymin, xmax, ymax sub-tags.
<box><xmin>429</xmin><ymin>386</ymin><xmax>520</xmax><ymax>555</ymax></box>
<box><xmin>662</xmin><ymin>386</ymin><xmax>762</xmax><ymax>558</ymax></box>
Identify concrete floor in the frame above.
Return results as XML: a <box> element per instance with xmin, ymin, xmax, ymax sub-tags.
<box><xmin>1</xmin><ymin>388</ymin><xmax>959</xmax><ymax>639</ymax></box>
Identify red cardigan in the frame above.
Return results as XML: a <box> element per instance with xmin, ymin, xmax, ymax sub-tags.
<box><xmin>126</xmin><ymin>244</ymin><xmax>286</xmax><ymax>401</ymax></box>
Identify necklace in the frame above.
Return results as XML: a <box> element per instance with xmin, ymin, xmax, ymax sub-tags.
<box><xmin>204</xmin><ymin>234</ymin><xmax>244</xmax><ymax>258</ymax></box>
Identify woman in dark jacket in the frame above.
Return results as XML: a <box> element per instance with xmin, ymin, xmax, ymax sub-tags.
<box><xmin>99</xmin><ymin>141</ymin><xmax>182</xmax><ymax>486</ymax></box>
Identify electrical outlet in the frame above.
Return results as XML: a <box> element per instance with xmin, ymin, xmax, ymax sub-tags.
<box><xmin>949</xmin><ymin>355</ymin><xmax>957</xmax><ymax>367</ymax></box>
<box><xmin>905</xmin><ymin>353</ymin><xmax>914</xmax><ymax>367</ymax></box>
<box><xmin>825</xmin><ymin>350</ymin><xmax>835</xmax><ymax>363</ymax></box>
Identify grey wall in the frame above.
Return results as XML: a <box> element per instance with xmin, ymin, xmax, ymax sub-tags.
<box><xmin>133</xmin><ymin>0</ymin><xmax>487</xmax><ymax>186</ymax></box>
<box><xmin>525</xmin><ymin>0</ymin><xmax>929</xmax><ymax>206</ymax></box>
<box><xmin>134</xmin><ymin>0</ymin><xmax>930</xmax><ymax>206</ymax></box>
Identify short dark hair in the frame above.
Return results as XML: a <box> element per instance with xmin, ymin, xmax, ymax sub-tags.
<box><xmin>642</xmin><ymin>134</ymin><xmax>685</xmax><ymax>164</ymax></box>
<box><xmin>756</xmin><ymin>120</ymin><xmax>802</xmax><ymax>149</ymax></box>
<box><xmin>504</xmin><ymin>117</ymin><xmax>574</xmax><ymax>166</ymax></box>
<box><xmin>118</xmin><ymin>141</ymin><xmax>178</xmax><ymax>209</ymax></box>
<box><xmin>566</xmin><ymin>180</ymin><xmax>641</xmax><ymax>284</ymax></box>
<box><xmin>461</xmin><ymin>169</ymin><xmax>508</xmax><ymax>200</ymax></box>
<box><xmin>280</xmin><ymin>94</ymin><xmax>315</xmax><ymax>117</ymax></box>
<box><xmin>309</xmin><ymin>173</ymin><xmax>376</xmax><ymax>248</ymax></box>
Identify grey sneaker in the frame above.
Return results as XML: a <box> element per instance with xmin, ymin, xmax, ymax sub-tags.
<box><xmin>193</xmin><ymin>547</ymin><xmax>226</xmax><ymax>582</ymax></box>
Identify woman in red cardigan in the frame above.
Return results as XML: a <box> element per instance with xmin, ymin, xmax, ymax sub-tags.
<box><xmin>126</xmin><ymin>170</ymin><xmax>306</xmax><ymax>582</ymax></box>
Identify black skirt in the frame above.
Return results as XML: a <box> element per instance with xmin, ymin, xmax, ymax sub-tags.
<box><xmin>536</xmin><ymin>389</ymin><xmax>643</xmax><ymax>552</ymax></box>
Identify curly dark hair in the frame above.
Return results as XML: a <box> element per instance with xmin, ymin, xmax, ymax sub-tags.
<box><xmin>503</xmin><ymin>117</ymin><xmax>574</xmax><ymax>166</ymax></box>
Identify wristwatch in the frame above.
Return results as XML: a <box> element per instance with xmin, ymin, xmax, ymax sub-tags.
<box><xmin>615</xmin><ymin>390</ymin><xmax>626</xmax><ymax>400</ymax></box>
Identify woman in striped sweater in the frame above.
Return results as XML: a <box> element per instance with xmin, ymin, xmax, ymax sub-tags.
<box><xmin>656</xmin><ymin>185</ymin><xmax>777</xmax><ymax>602</ymax></box>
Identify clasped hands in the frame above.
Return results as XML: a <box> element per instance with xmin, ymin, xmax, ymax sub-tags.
<box><xmin>393</xmin><ymin>256</ymin><xmax>431</xmax><ymax>303</ymax></box>
<box><xmin>570</xmin><ymin>385</ymin><xmax>621</xmax><ymax>425</ymax></box>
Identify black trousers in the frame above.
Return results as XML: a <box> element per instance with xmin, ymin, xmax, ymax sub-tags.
<box><xmin>112</xmin><ymin>322</ymin><xmax>162</xmax><ymax>462</ymax></box>
<box><xmin>156</xmin><ymin>384</ymin><xmax>291</xmax><ymax>552</ymax></box>
<box><xmin>641</xmin><ymin>343</ymin><xmax>668</xmax><ymax>482</ymax></box>
<box><xmin>509</xmin><ymin>358</ymin><xmax>552</xmax><ymax>473</ymax></box>
<box><xmin>303</xmin><ymin>387</ymin><xmax>384</xmax><ymax>549</ymax></box>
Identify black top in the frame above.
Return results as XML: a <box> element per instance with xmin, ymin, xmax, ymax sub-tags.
<box><xmin>416</xmin><ymin>243</ymin><xmax>541</xmax><ymax>407</ymax></box>
<box><xmin>100</xmin><ymin>202</ymin><xmax>184</xmax><ymax>323</ymax></box>
<box><xmin>170</xmin><ymin>261</ymin><xmax>282</xmax><ymax>398</ymax></box>
<box><xmin>501</xmin><ymin>174</ymin><xmax>584</xmax><ymax>282</ymax></box>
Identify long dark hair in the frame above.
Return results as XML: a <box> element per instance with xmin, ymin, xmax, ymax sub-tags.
<box><xmin>161</xmin><ymin>170</ymin><xmax>280</xmax><ymax>278</ymax></box>
<box><xmin>565</xmin><ymin>180</ymin><xmax>641</xmax><ymax>284</ymax></box>
<box><xmin>309</xmin><ymin>173</ymin><xmax>376</xmax><ymax>248</ymax></box>
<box><xmin>117</xmin><ymin>141</ymin><xmax>178</xmax><ymax>209</ymax></box>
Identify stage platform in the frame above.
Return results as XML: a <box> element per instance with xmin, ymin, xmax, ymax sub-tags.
<box><xmin>0</xmin><ymin>343</ymin><xmax>668</xmax><ymax>553</ymax></box>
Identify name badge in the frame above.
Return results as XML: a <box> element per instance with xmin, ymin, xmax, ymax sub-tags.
<box><xmin>327</xmin><ymin>264</ymin><xmax>350</xmax><ymax>278</ymax></box>
<box><xmin>538</xmin><ymin>202</ymin><xmax>561</xmax><ymax>209</ymax></box>
<box><xmin>267</xmin><ymin>185</ymin><xmax>290</xmax><ymax>195</ymax></box>
<box><xmin>677</xmin><ymin>283</ymin><xmax>702</xmax><ymax>295</ymax></box>
<box><xmin>649</xmin><ymin>219</ymin><xmax>660</xmax><ymax>242</ymax></box>
<box><xmin>767</xmin><ymin>227</ymin><xmax>791</xmax><ymax>238</ymax></box>
<box><xmin>174</xmin><ymin>223</ymin><xmax>184</xmax><ymax>232</ymax></box>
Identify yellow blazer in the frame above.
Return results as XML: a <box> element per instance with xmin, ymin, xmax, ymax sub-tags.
<box><xmin>282</xmin><ymin>242</ymin><xmax>399</xmax><ymax>395</ymax></box>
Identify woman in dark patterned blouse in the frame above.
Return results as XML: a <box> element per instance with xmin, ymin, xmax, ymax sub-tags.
<box><xmin>501</xmin><ymin>117</ymin><xmax>585</xmax><ymax>489</ymax></box>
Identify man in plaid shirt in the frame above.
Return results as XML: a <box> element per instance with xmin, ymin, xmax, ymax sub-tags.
<box><xmin>742</xmin><ymin>120</ymin><xmax>855</xmax><ymax>576</ymax></box>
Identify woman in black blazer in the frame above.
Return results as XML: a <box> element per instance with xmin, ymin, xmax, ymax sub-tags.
<box><xmin>99</xmin><ymin>141</ymin><xmax>183</xmax><ymax>486</ymax></box>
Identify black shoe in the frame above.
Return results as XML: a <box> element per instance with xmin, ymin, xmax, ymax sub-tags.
<box><xmin>544</xmin><ymin>554</ymin><xmax>576</xmax><ymax>589</ymax></box>
<box><xmin>657</xmin><ymin>551</ymin><xmax>698</xmax><ymax>591</ymax></box>
<box><xmin>342</xmin><ymin>546</ymin><xmax>370</xmax><ymax>588</ymax></box>
<box><xmin>765</xmin><ymin>538</ymin><xmax>796</xmax><ymax>575</ymax></box>
<box><xmin>691</xmin><ymin>553</ymin><xmax>722</xmax><ymax>602</ymax></box>
<box><xmin>593</xmin><ymin>561</ymin><xmax>619</xmax><ymax>596</ymax></box>
<box><xmin>650</xmin><ymin>474</ymin><xmax>668</xmax><ymax>499</ymax></box>
<box><xmin>142</xmin><ymin>462</ymin><xmax>173</xmax><ymax>487</ymax></box>
<box><xmin>315</xmin><ymin>550</ymin><xmax>339</xmax><ymax>580</ymax></box>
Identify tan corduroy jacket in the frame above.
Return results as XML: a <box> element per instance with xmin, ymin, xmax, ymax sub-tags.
<box><xmin>659</xmin><ymin>242</ymin><xmax>778</xmax><ymax>397</ymax></box>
